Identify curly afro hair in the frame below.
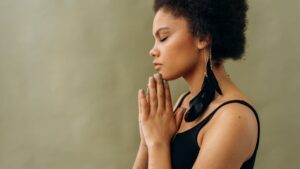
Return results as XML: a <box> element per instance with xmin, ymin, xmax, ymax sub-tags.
<box><xmin>153</xmin><ymin>0</ymin><xmax>248</xmax><ymax>67</ymax></box>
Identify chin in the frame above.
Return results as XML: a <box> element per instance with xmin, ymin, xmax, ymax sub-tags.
<box><xmin>159</xmin><ymin>70</ymin><xmax>182</xmax><ymax>81</ymax></box>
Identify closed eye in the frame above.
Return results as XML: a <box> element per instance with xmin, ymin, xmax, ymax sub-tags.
<box><xmin>160</xmin><ymin>37</ymin><xmax>168</xmax><ymax>42</ymax></box>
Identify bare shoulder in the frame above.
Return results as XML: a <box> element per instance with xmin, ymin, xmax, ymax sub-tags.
<box><xmin>210</xmin><ymin>99</ymin><xmax>259</xmax><ymax>154</ymax></box>
<box><xmin>211</xmin><ymin>99</ymin><xmax>259</xmax><ymax>131</ymax></box>
<box><xmin>192</xmin><ymin>99</ymin><xmax>259</xmax><ymax>169</ymax></box>
<box><xmin>210</xmin><ymin>95</ymin><xmax>259</xmax><ymax>136</ymax></box>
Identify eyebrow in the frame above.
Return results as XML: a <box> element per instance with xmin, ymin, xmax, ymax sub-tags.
<box><xmin>153</xmin><ymin>27</ymin><xmax>170</xmax><ymax>37</ymax></box>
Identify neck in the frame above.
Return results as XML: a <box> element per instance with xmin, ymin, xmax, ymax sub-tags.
<box><xmin>182</xmin><ymin>60</ymin><xmax>230</xmax><ymax>101</ymax></box>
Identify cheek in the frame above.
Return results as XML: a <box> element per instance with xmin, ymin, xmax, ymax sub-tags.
<box><xmin>159</xmin><ymin>35</ymin><xmax>199</xmax><ymax>80</ymax></box>
<box><xmin>161</xmin><ymin>48</ymin><xmax>198</xmax><ymax>80</ymax></box>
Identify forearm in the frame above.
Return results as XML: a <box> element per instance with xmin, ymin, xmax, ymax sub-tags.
<box><xmin>148</xmin><ymin>143</ymin><xmax>172</xmax><ymax>169</ymax></box>
<box><xmin>133</xmin><ymin>143</ymin><xmax>148</xmax><ymax>169</ymax></box>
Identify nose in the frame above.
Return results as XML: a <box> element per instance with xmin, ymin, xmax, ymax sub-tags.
<box><xmin>149</xmin><ymin>45</ymin><xmax>159</xmax><ymax>58</ymax></box>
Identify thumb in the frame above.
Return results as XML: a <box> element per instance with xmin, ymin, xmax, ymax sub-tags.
<box><xmin>175</xmin><ymin>108</ymin><xmax>186</xmax><ymax>129</ymax></box>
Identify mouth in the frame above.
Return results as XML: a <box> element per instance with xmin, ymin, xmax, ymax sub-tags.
<box><xmin>154</xmin><ymin>64</ymin><xmax>162</xmax><ymax>70</ymax></box>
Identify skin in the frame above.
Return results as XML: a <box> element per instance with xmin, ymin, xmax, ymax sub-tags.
<box><xmin>133</xmin><ymin>8</ymin><xmax>258</xmax><ymax>169</ymax></box>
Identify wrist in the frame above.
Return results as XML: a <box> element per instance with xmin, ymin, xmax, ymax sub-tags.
<box><xmin>148</xmin><ymin>141</ymin><xmax>170</xmax><ymax>150</ymax></box>
<box><xmin>139</xmin><ymin>143</ymin><xmax>148</xmax><ymax>152</ymax></box>
<box><xmin>148</xmin><ymin>142</ymin><xmax>170</xmax><ymax>160</ymax></box>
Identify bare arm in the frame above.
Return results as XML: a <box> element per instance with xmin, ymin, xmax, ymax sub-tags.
<box><xmin>132</xmin><ymin>143</ymin><xmax>148</xmax><ymax>169</ymax></box>
<box><xmin>148</xmin><ymin>143</ymin><xmax>172</xmax><ymax>169</ymax></box>
<box><xmin>191</xmin><ymin>104</ymin><xmax>258</xmax><ymax>169</ymax></box>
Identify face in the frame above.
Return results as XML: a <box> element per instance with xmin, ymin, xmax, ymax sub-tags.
<box><xmin>150</xmin><ymin>8</ymin><xmax>207</xmax><ymax>80</ymax></box>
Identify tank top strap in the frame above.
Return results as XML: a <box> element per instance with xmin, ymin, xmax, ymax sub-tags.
<box><xmin>174</xmin><ymin>96</ymin><xmax>260</xmax><ymax>146</ymax></box>
<box><xmin>196</xmin><ymin>99</ymin><xmax>260</xmax><ymax>130</ymax></box>
<box><xmin>174</xmin><ymin>91</ymin><xmax>191</xmax><ymax>113</ymax></box>
<box><xmin>194</xmin><ymin>99</ymin><xmax>260</xmax><ymax>153</ymax></box>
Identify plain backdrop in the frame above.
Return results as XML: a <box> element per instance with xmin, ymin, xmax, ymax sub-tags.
<box><xmin>0</xmin><ymin>0</ymin><xmax>299</xmax><ymax>168</ymax></box>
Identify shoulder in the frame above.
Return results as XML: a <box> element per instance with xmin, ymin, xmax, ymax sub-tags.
<box><xmin>211</xmin><ymin>100</ymin><xmax>259</xmax><ymax>131</ymax></box>
<box><xmin>208</xmin><ymin>101</ymin><xmax>259</xmax><ymax>156</ymax></box>
<box><xmin>211</xmin><ymin>100</ymin><xmax>259</xmax><ymax>141</ymax></box>
<box><xmin>192</xmin><ymin>100</ymin><xmax>259</xmax><ymax>168</ymax></box>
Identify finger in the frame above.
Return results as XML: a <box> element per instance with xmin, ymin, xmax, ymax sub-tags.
<box><xmin>175</xmin><ymin>108</ymin><xmax>186</xmax><ymax>129</ymax></box>
<box><xmin>164</xmin><ymin>80</ymin><xmax>173</xmax><ymax>112</ymax></box>
<box><xmin>148</xmin><ymin>76</ymin><xmax>157</xmax><ymax>114</ymax></box>
<box><xmin>138</xmin><ymin>90</ymin><xmax>143</xmax><ymax>123</ymax></box>
<box><xmin>138</xmin><ymin>90</ymin><xmax>141</xmax><ymax>114</ymax></box>
<box><xmin>140</xmin><ymin>89</ymin><xmax>150</xmax><ymax>120</ymax></box>
<box><xmin>154</xmin><ymin>73</ymin><xmax>165</xmax><ymax>113</ymax></box>
<box><xmin>146</xmin><ymin>87</ymin><xmax>149</xmax><ymax>103</ymax></box>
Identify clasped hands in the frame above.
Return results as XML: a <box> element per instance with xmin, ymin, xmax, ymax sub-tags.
<box><xmin>138</xmin><ymin>73</ymin><xmax>186</xmax><ymax>148</ymax></box>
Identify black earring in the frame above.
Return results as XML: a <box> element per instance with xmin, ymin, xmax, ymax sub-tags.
<box><xmin>184</xmin><ymin>54</ymin><xmax>223</xmax><ymax>122</ymax></box>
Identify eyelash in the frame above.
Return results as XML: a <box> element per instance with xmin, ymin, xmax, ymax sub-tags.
<box><xmin>160</xmin><ymin>37</ymin><xmax>168</xmax><ymax>42</ymax></box>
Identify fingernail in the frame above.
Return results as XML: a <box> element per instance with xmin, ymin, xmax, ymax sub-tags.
<box><xmin>146</xmin><ymin>87</ymin><xmax>149</xmax><ymax>95</ymax></box>
<box><xmin>154</xmin><ymin>73</ymin><xmax>158</xmax><ymax>80</ymax></box>
<box><xmin>148</xmin><ymin>76</ymin><xmax>152</xmax><ymax>85</ymax></box>
<box><xmin>158</xmin><ymin>73</ymin><xmax>162</xmax><ymax>80</ymax></box>
<box><xmin>163</xmin><ymin>79</ymin><xmax>168</xmax><ymax>87</ymax></box>
<box><xmin>138</xmin><ymin>89</ymin><xmax>143</xmax><ymax>95</ymax></box>
<box><xmin>141</xmin><ymin>89</ymin><xmax>145</xmax><ymax>96</ymax></box>
<box><xmin>150</xmin><ymin>76</ymin><xmax>155</xmax><ymax>84</ymax></box>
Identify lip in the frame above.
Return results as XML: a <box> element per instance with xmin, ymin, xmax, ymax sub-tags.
<box><xmin>153</xmin><ymin>61</ymin><xmax>162</xmax><ymax>64</ymax></box>
<box><xmin>154</xmin><ymin>64</ymin><xmax>162</xmax><ymax>70</ymax></box>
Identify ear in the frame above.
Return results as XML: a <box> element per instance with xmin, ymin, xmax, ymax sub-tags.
<box><xmin>196</xmin><ymin>34</ymin><xmax>211</xmax><ymax>50</ymax></box>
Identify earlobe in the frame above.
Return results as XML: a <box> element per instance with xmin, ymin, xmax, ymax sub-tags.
<box><xmin>197</xmin><ymin>40</ymin><xmax>208</xmax><ymax>50</ymax></box>
<box><xmin>196</xmin><ymin>34</ymin><xmax>211</xmax><ymax>50</ymax></box>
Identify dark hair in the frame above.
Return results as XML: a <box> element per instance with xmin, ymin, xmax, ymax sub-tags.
<box><xmin>153</xmin><ymin>0</ymin><xmax>248</xmax><ymax>67</ymax></box>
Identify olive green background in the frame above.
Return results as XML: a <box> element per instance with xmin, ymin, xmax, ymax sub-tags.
<box><xmin>0</xmin><ymin>0</ymin><xmax>299</xmax><ymax>169</ymax></box>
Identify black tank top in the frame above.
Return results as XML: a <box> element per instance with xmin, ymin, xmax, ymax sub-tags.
<box><xmin>171</xmin><ymin>92</ymin><xmax>260</xmax><ymax>169</ymax></box>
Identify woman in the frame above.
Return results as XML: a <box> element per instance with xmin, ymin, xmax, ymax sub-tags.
<box><xmin>133</xmin><ymin>0</ymin><xmax>260</xmax><ymax>168</ymax></box>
